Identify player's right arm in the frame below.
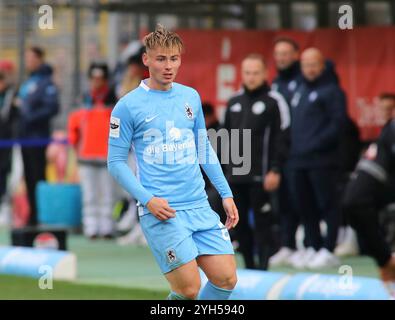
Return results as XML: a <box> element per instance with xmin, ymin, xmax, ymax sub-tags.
<box><xmin>107</xmin><ymin>100</ymin><xmax>175</xmax><ymax>221</ymax></box>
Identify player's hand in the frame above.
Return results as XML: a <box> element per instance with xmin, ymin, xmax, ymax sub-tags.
<box><xmin>222</xmin><ymin>197</ymin><xmax>239</xmax><ymax>230</ymax></box>
<box><xmin>263</xmin><ymin>171</ymin><xmax>281</xmax><ymax>192</ymax></box>
<box><xmin>146</xmin><ymin>197</ymin><xmax>176</xmax><ymax>221</ymax></box>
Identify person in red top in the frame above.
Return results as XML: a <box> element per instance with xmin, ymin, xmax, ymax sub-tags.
<box><xmin>68</xmin><ymin>63</ymin><xmax>117</xmax><ymax>239</ymax></box>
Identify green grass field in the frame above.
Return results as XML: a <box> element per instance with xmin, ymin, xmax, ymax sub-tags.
<box><xmin>0</xmin><ymin>274</ymin><xmax>168</xmax><ymax>300</ymax></box>
<box><xmin>0</xmin><ymin>226</ymin><xmax>381</xmax><ymax>299</ymax></box>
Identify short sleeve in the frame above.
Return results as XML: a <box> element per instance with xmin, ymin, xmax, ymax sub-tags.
<box><xmin>108</xmin><ymin>100</ymin><xmax>134</xmax><ymax>148</ymax></box>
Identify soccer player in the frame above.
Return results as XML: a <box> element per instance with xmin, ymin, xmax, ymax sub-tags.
<box><xmin>343</xmin><ymin>94</ymin><xmax>395</xmax><ymax>298</ymax></box>
<box><xmin>107</xmin><ymin>25</ymin><xmax>239</xmax><ymax>300</ymax></box>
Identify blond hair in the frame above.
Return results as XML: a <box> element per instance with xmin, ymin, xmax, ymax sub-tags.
<box><xmin>143</xmin><ymin>24</ymin><xmax>184</xmax><ymax>52</ymax></box>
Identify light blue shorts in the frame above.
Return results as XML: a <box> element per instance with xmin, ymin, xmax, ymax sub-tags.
<box><xmin>139</xmin><ymin>205</ymin><xmax>234</xmax><ymax>274</ymax></box>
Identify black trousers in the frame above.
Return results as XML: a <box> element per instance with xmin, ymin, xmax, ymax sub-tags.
<box><xmin>343</xmin><ymin>170</ymin><xmax>395</xmax><ymax>267</ymax></box>
<box><xmin>277</xmin><ymin>165</ymin><xmax>300</xmax><ymax>250</ymax></box>
<box><xmin>231</xmin><ymin>182</ymin><xmax>276</xmax><ymax>270</ymax></box>
<box><xmin>288</xmin><ymin>168</ymin><xmax>340</xmax><ymax>252</ymax></box>
<box><xmin>0</xmin><ymin>167</ymin><xmax>8</xmax><ymax>199</ymax></box>
<box><xmin>21</xmin><ymin>146</ymin><xmax>47</xmax><ymax>226</ymax></box>
<box><xmin>0</xmin><ymin>148</ymin><xmax>12</xmax><ymax>199</ymax></box>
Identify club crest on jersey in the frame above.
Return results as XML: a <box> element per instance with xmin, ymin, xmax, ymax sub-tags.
<box><xmin>252</xmin><ymin>101</ymin><xmax>266</xmax><ymax>115</ymax></box>
<box><xmin>166</xmin><ymin>249</ymin><xmax>177</xmax><ymax>263</ymax></box>
<box><xmin>185</xmin><ymin>103</ymin><xmax>193</xmax><ymax>120</ymax></box>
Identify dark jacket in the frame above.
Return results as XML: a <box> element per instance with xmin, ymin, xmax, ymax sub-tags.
<box><xmin>224</xmin><ymin>83</ymin><xmax>286</xmax><ymax>184</ymax></box>
<box><xmin>373</xmin><ymin>119</ymin><xmax>395</xmax><ymax>178</ymax></box>
<box><xmin>353</xmin><ymin>119</ymin><xmax>395</xmax><ymax>195</ymax></box>
<box><xmin>272</xmin><ymin>61</ymin><xmax>302</xmax><ymax>106</ymax></box>
<box><xmin>271</xmin><ymin>63</ymin><xmax>302</xmax><ymax>169</ymax></box>
<box><xmin>17</xmin><ymin>63</ymin><xmax>59</xmax><ymax>139</ymax></box>
<box><xmin>377</xmin><ymin>119</ymin><xmax>395</xmax><ymax>177</ymax></box>
<box><xmin>0</xmin><ymin>85</ymin><xmax>17</xmax><ymax>171</ymax></box>
<box><xmin>375</xmin><ymin>120</ymin><xmax>395</xmax><ymax>193</ymax></box>
<box><xmin>338</xmin><ymin>116</ymin><xmax>362</xmax><ymax>174</ymax></box>
<box><xmin>288</xmin><ymin>63</ymin><xmax>347</xmax><ymax>168</ymax></box>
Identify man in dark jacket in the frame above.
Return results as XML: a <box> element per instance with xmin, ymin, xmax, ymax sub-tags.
<box><xmin>272</xmin><ymin>37</ymin><xmax>302</xmax><ymax>103</ymax></box>
<box><xmin>287</xmin><ymin>48</ymin><xmax>347</xmax><ymax>269</ymax></box>
<box><xmin>15</xmin><ymin>47</ymin><xmax>59</xmax><ymax>226</ymax></box>
<box><xmin>269</xmin><ymin>37</ymin><xmax>302</xmax><ymax>267</ymax></box>
<box><xmin>224</xmin><ymin>54</ymin><xmax>289</xmax><ymax>270</ymax></box>
<box><xmin>0</xmin><ymin>71</ymin><xmax>17</xmax><ymax>204</ymax></box>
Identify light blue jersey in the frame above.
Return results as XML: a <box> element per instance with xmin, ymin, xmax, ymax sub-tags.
<box><xmin>107</xmin><ymin>80</ymin><xmax>234</xmax><ymax>273</ymax></box>
<box><xmin>108</xmin><ymin>80</ymin><xmax>232</xmax><ymax>210</ymax></box>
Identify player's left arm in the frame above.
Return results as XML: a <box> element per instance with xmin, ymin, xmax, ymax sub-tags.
<box><xmin>193</xmin><ymin>92</ymin><xmax>239</xmax><ymax>229</ymax></box>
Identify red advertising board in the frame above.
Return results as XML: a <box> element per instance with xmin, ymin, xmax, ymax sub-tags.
<box><xmin>176</xmin><ymin>27</ymin><xmax>395</xmax><ymax>140</ymax></box>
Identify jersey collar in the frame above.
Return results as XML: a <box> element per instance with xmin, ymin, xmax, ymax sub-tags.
<box><xmin>140</xmin><ymin>79</ymin><xmax>173</xmax><ymax>93</ymax></box>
